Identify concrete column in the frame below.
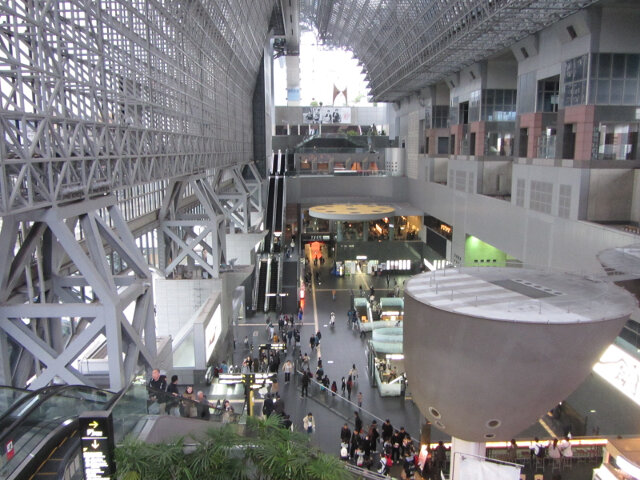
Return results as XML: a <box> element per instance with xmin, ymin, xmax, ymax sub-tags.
<box><xmin>362</xmin><ymin>221</ymin><xmax>368</xmax><ymax>241</ymax></box>
<box><xmin>336</xmin><ymin>220</ymin><xmax>343</xmax><ymax>242</ymax></box>
<box><xmin>286</xmin><ymin>56</ymin><xmax>301</xmax><ymax>106</ymax></box>
<box><xmin>451</xmin><ymin>437</ymin><xmax>485</xmax><ymax>480</ymax></box>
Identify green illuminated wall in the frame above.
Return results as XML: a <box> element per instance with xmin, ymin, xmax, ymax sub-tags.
<box><xmin>464</xmin><ymin>235</ymin><xmax>509</xmax><ymax>267</ymax></box>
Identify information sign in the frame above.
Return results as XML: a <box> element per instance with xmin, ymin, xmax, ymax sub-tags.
<box><xmin>5</xmin><ymin>440</ymin><xmax>14</xmax><ymax>460</ymax></box>
<box><xmin>79</xmin><ymin>411</ymin><xmax>115</xmax><ymax>480</ymax></box>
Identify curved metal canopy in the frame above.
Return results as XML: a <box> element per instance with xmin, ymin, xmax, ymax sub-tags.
<box><xmin>302</xmin><ymin>0</ymin><xmax>600</xmax><ymax>102</ymax></box>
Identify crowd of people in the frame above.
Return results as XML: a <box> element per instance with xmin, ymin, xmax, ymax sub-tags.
<box><xmin>336</xmin><ymin>417</ymin><xmax>424</xmax><ymax>479</ymax></box>
<box><xmin>146</xmin><ymin>368</ymin><xmax>236</xmax><ymax>423</ymax></box>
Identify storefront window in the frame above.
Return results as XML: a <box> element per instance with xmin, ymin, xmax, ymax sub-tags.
<box><xmin>369</xmin><ymin>219</ymin><xmax>389</xmax><ymax>240</ymax></box>
<box><xmin>596</xmin><ymin>123</ymin><xmax>639</xmax><ymax>160</ymax></box>
<box><xmin>342</xmin><ymin>221</ymin><xmax>363</xmax><ymax>241</ymax></box>
<box><xmin>302</xmin><ymin>210</ymin><xmax>330</xmax><ymax>233</ymax></box>
<box><xmin>394</xmin><ymin>216</ymin><xmax>421</xmax><ymax>240</ymax></box>
<box><xmin>485</xmin><ymin>132</ymin><xmax>514</xmax><ymax>156</ymax></box>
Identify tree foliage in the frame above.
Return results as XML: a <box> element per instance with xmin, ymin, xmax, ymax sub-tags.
<box><xmin>115</xmin><ymin>415</ymin><xmax>351</xmax><ymax>480</ymax></box>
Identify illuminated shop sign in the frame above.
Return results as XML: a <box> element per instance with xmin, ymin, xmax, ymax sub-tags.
<box><xmin>593</xmin><ymin>344</ymin><xmax>640</xmax><ymax>406</ymax></box>
<box><xmin>440</xmin><ymin>224</ymin><xmax>452</xmax><ymax>235</ymax></box>
<box><xmin>302</xmin><ymin>234</ymin><xmax>332</xmax><ymax>241</ymax></box>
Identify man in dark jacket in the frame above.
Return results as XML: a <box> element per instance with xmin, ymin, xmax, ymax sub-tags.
<box><xmin>391</xmin><ymin>430</ymin><xmax>403</xmax><ymax>463</ymax></box>
<box><xmin>273</xmin><ymin>394</ymin><xmax>285</xmax><ymax>416</ymax></box>
<box><xmin>350</xmin><ymin>428</ymin><xmax>360</xmax><ymax>460</ymax></box>
<box><xmin>369</xmin><ymin>421</ymin><xmax>380</xmax><ymax>451</ymax></box>
<box><xmin>301</xmin><ymin>369</ymin><xmax>310</xmax><ymax>397</ymax></box>
<box><xmin>354</xmin><ymin>411</ymin><xmax>363</xmax><ymax>432</ymax></box>
<box><xmin>381</xmin><ymin>419</ymin><xmax>393</xmax><ymax>443</ymax></box>
<box><xmin>340</xmin><ymin>423</ymin><xmax>352</xmax><ymax>444</ymax></box>
<box><xmin>262</xmin><ymin>394</ymin><xmax>274</xmax><ymax>417</ymax></box>
<box><xmin>147</xmin><ymin>368</ymin><xmax>167</xmax><ymax>413</ymax></box>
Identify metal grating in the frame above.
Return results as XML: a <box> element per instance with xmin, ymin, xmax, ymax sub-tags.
<box><xmin>0</xmin><ymin>0</ymin><xmax>276</xmax><ymax>215</ymax></box>
<box><xmin>302</xmin><ymin>0</ymin><xmax>601</xmax><ymax>102</ymax></box>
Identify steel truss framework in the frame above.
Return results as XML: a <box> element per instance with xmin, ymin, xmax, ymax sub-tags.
<box><xmin>303</xmin><ymin>0</ymin><xmax>600</xmax><ymax>102</ymax></box>
<box><xmin>0</xmin><ymin>0</ymin><xmax>276</xmax><ymax>216</ymax></box>
<box><xmin>158</xmin><ymin>162</ymin><xmax>263</xmax><ymax>279</ymax></box>
<box><xmin>0</xmin><ymin>196</ymin><xmax>156</xmax><ymax>390</ymax></box>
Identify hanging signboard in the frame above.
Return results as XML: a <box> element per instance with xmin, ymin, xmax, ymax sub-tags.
<box><xmin>79</xmin><ymin>411</ymin><xmax>115</xmax><ymax>480</ymax></box>
<box><xmin>302</xmin><ymin>106</ymin><xmax>352</xmax><ymax>124</ymax></box>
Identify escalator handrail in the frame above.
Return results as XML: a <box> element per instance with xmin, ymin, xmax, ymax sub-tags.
<box><xmin>0</xmin><ymin>385</ymin><xmax>38</xmax><ymax>430</ymax></box>
<box><xmin>0</xmin><ymin>384</ymin><xmax>117</xmax><ymax>450</ymax></box>
<box><xmin>5</xmin><ymin>417</ymin><xmax>81</xmax><ymax>480</ymax></box>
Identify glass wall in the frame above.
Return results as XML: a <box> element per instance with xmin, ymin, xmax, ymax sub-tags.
<box><xmin>562</xmin><ymin>54</ymin><xmax>588</xmax><ymax>107</ymax></box>
<box><xmin>481</xmin><ymin>89</ymin><xmax>517</xmax><ymax>122</ymax></box>
<box><xmin>537</xmin><ymin>76</ymin><xmax>560</xmax><ymax>112</ymax></box>
<box><xmin>589</xmin><ymin>53</ymin><xmax>640</xmax><ymax>105</ymax></box>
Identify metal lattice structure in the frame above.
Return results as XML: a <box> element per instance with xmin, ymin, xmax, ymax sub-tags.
<box><xmin>0</xmin><ymin>0</ymin><xmax>276</xmax><ymax>215</ymax></box>
<box><xmin>303</xmin><ymin>0</ymin><xmax>600</xmax><ymax>102</ymax></box>
<box><xmin>0</xmin><ymin>197</ymin><xmax>157</xmax><ymax>390</ymax></box>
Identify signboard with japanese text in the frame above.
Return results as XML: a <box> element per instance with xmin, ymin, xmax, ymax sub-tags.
<box><xmin>80</xmin><ymin>411</ymin><xmax>115</xmax><ymax>480</ymax></box>
<box><xmin>302</xmin><ymin>106</ymin><xmax>351</xmax><ymax>124</ymax></box>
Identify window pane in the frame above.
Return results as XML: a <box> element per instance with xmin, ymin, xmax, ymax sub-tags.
<box><xmin>610</xmin><ymin>79</ymin><xmax>624</xmax><ymax>104</ymax></box>
<box><xmin>612</xmin><ymin>54</ymin><xmax>626</xmax><ymax>78</ymax></box>
<box><xmin>599</xmin><ymin>54</ymin><xmax>612</xmax><ymax>78</ymax></box>
<box><xmin>626</xmin><ymin>55</ymin><xmax>640</xmax><ymax>79</ymax></box>
<box><xmin>623</xmin><ymin>79</ymin><xmax>638</xmax><ymax>104</ymax></box>
<box><xmin>597</xmin><ymin>79</ymin><xmax>610</xmax><ymax>103</ymax></box>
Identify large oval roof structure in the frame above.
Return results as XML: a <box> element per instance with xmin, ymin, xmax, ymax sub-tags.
<box><xmin>404</xmin><ymin>267</ymin><xmax>637</xmax><ymax>442</ymax></box>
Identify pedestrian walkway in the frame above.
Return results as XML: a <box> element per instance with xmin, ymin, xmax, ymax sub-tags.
<box><xmin>229</xmin><ymin>255</ymin><xmax>440</xmax><ymax>451</ymax></box>
<box><xmin>221</xmin><ymin>251</ymin><xmax>613</xmax><ymax>480</ymax></box>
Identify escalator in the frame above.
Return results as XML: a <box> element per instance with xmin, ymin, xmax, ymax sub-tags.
<box><xmin>253</xmin><ymin>150</ymin><xmax>286</xmax><ymax>313</ymax></box>
<box><xmin>256</xmin><ymin>259</ymin><xmax>268</xmax><ymax>312</ymax></box>
<box><xmin>264</xmin><ymin>177</ymin><xmax>275</xmax><ymax>253</ymax></box>
<box><xmin>277</xmin><ymin>151</ymin><xmax>286</xmax><ymax>175</ymax></box>
<box><xmin>0</xmin><ymin>385</ymin><xmax>117</xmax><ymax>480</ymax></box>
<box><xmin>267</xmin><ymin>260</ymin><xmax>279</xmax><ymax>311</ymax></box>
<box><xmin>0</xmin><ymin>386</ymin><xmax>36</xmax><ymax>439</ymax></box>
<box><xmin>274</xmin><ymin>177</ymin><xmax>284</xmax><ymax>236</ymax></box>
<box><xmin>0</xmin><ymin>382</ymin><xmax>241</xmax><ymax>480</ymax></box>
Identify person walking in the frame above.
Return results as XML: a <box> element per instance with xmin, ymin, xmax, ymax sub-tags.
<box><xmin>354</xmin><ymin>411</ymin><xmax>363</xmax><ymax>432</ymax></box>
<box><xmin>303</xmin><ymin>412</ymin><xmax>315</xmax><ymax>433</ymax></box>
<box><xmin>348</xmin><ymin>364</ymin><xmax>359</xmax><ymax>387</ymax></box>
<box><xmin>301</xmin><ymin>369</ymin><xmax>310</xmax><ymax>397</ymax></box>
<box><xmin>282</xmin><ymin>359</ymin><xmax>293</xmax><ymax>383</ymax></box>
<box><xmin>433</xmin><ymin>441</ymin><xmax>448</xmax><ymax>477</ymax></box>
<box><xmin>341</xmin><ymin>377</ymin><xmax>346</xmax><ymax>396</ymax></box>
<box><xmin>346</xmin><ymin>375</ymin><xmax>353</xmax><ymax>400</ymax></box>
<box><xmin>331</xmin><ymin>381</ymin><xmax>338</xmax><ymax>396</ymax></box>
<box><xmin>357</xmin><ymin>391</ymin><xmax>363</xmax><ymax>408</ymax></box>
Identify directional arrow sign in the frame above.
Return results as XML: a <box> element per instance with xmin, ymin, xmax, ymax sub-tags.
<box><xmin>80</xmin><ymin>411</ymin><xmax>115</xmax><ymax>479</ymax></box>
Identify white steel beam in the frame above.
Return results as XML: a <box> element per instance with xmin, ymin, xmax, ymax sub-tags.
<box><xmin>0</xmin><ymin>201</ymin><xmax>157</xmax><ymax>390</ymax></box>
